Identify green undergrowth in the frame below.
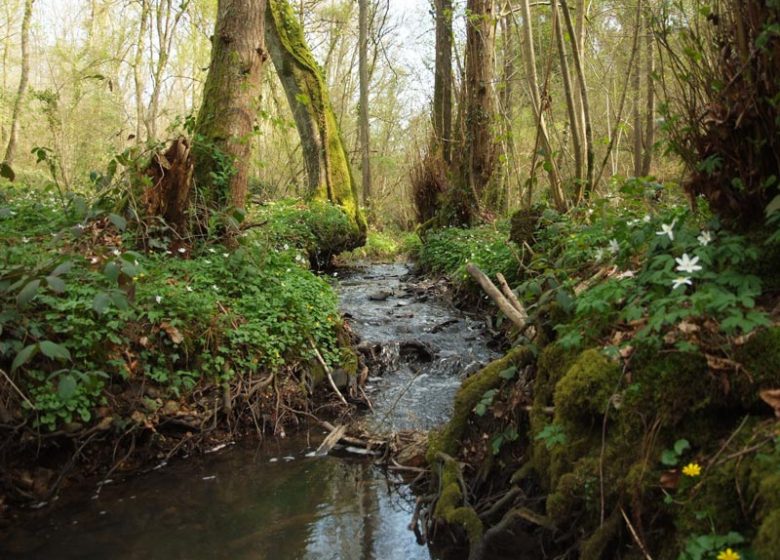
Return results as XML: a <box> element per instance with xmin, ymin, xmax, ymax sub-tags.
<box><xmin>250</xmin><ymin>198</ymin><xmax>365</xmax><ymax>267</ymax></box>
<box><xmin>0</xmin><ymin>187</ymin><xmax>350</xmax><ymax>432</ymax></box>
<box><xmin>417</xmin><ymin>221</ymin><xmax>521</xmax><ymax>297</ymax></box>
<box><xmin>423</xmin><ymin>180</ymin><xmax>780</xmax><ymax>559</ymax></box>
<box><xmin>337</xmin><ymin>228</ymin><xmax>420</xmax><ymax>263</ymax></box>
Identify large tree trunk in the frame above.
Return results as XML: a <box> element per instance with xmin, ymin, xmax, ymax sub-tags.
<box><xmin>358</xmin><ymin>0</ymin><xmax>371</xmax><ymax>218</ymax></box>
<box><xmin>192</xmin><ymin>0</ymin><xmax>267</xmax><ymax>212</ymax></box>
<box><xmin>264</xmin><ymin>0</ymin><xmax>366</xmax><ymax>240</ymax></box>
<box><xmin>3</xmin><ymin>0</ymin><xmax>34</xmax><ymax>166</ymax></box>
<box><xmin>456</xmin><ymin>0</ymin><xmax>498</xmax><ymax>219</ymax></box>
<box><xmin>433</xmin><ymin>0</ymin><xmax>453</xmax><ymax>163</ymax></box>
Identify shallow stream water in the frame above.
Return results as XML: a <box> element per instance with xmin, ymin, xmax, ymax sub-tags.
<box><xmin>0</xmin><ymin>263</ymin><xmax>498</xmax><ymax>560</ymax></box>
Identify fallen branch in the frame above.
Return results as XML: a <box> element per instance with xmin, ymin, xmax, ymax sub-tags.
<box><xmin>496</xmin><ymin>273</ymin><xmax>527</xmax><ymax>317</ymax></box>
<box><xmin>309</xmin><ymin>337</ymin><xmax>349</xmax><ymax>406</ymax></box>
<box><xmin>466</xmin><ymin>263</ymin><xmax>526</xmax><ymax>329</ymax></box>
<box><xmin>620</xmin><ymin>507</ymin><xmax>654</xmax><ymax>560</ymax></box>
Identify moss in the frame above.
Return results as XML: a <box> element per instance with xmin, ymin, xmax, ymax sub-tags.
<box><xmin>754</xmin><ymin>509</ymin><xmax>780</xmax><ymax>560</ymax></box>
<box><xmin>434</xmin><ymin>457</ymin><xmax>483</xmax><ymax>546</ymax></box>
<box><xmin>266</xmin><ymin>0</ymin><xmax>366</xmax><ymax>246</ymax></box>
<box><xmin>580</xmin><ymin>511</ymin><xmax>622</xmax><ymax>560</ymax></box>
<box><xmin>733</xmin><ymin>327</ymin><xmax>780</xmax><ymax>410</ymax></box>
<box><xmin>427</xmin><ymin>345</ymin><xmax>534</xmax><ymax>461</ymax></box>
<box><xmin>546</xmin><ymin>472</ymin><xmax>580</xmax><ymax>521</ymax></box>
<box><xmin>553</xmin><ymin>349</ymin><xmax>621</xmax><ymax>426</ymax></box>
<box><xmin>627</xmin><ymin>347</ymin><xmax>710</xmax><ymax>422</ymax></box>
<box><xmin>509</xmin><ymin>207</ymin><xmax>543</xmax><ymax>247</ymax></box>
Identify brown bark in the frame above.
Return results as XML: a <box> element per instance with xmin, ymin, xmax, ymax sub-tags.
<box><xmin>641</xmin><ymin>14</ymin><xmax>655</xmax><ymax>176</ymax></box>
<box><xmin>458</xmin><ymin>0</ymin><xmax>498</xmax><ymax>215</ymax></box>
<box><xmin>193</xmin><ymin>0</ymin><xmax>267</xmax><ymax>212</ymax></box>
<box><xmin>3</xmin><ymin>0</ymin><xmax>34</xmax><ymax>165</ymax></box>
<box><xmin>358</xmin><ymin>0</ymin><xmax>371</xmax><ymax>216</ymax></box>
<box><xmin>142</xmin><ymin>137</ymin><xmax>195</xmax><ymax>234</ymax></box>
<box><xmin>433</xmin><ymin>0</ymin><xmax>453</xmax><ymax>163</ymax></box>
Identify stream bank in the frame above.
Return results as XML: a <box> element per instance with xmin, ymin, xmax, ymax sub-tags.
<box><xmin>0</xmin><ymin>262</ymin><xmax>500</xmax><ymax>559</ymax></box>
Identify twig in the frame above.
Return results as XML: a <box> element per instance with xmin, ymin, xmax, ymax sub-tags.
<box><xmin>308</xmin><ymin>338</ymin><xmax>348</xmax><ymax>406</ymax></box>
<box><xmin>620</xmin><ymin>507</ymin><xmax>654</xmax><ymax>560</ymax></box>
<box><xmin>0</xmin><ymin>367</ymin><xmax>36</xmax><ymax>410</ymax></box>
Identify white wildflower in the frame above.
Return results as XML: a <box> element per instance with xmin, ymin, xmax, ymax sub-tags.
<box><xmin>697</xmin><ymin>231</ymin><xmax>713</xmax><ymax>246</ymax></box>
<box><xmin>656</xmin><ymin>219</ymin><xmax>677</xmax><ymax>241</ymax></box>
<box><xmin>643</xmin><ymin>214</ymin><xmax>651</xmax><ymax>223</ymax></box>
<box><xmin>21</xmin><ymin>236</ymin><xmax>30</xmax><ymax>243</ymax></box>
<box><xmin>208</xmin><ymin>248</ymin><xmax>216</xmax><ymax>254</ymax></box>
<box><xmin>594</xmin><ymin>248</ymin><xmax>605</xmax><ymax>262</ymax></box>
<box><xmin>672</xmin><ymin>276</ymin><xmax>692</xmax><ymax>290</ymax></box>
<box><xmin>186</xmin><ymin>286</ymin><xmax>193</xmax><ymax>292</ymax></box>
<box><xmin>204</xmin><ymin>259</ymin><xmax>211</xmax><ymax>264</ymax></box>
<box><xmin>90</xmin><ymin>256</ymin><xmax>99</xmax><ymax>264</ymax></box>
<box><xmin>211</xmin><ymin>285</ymin><xmax>218</xmax><ymax>291</ymax></box>
<box><xmin>608</xmin><ymin>239</ymin><xmax>620</xmax><ymax>255</ymax></box>
<box><xmin>177</xmin><ymin>247</ymin><xmax>186</xmax><ymax>254</ymax></box>
<box><xmin>112</xmin><ymin>249</ymin><xmax>121</xmax><ymax>256</ymax></box>
<box><xmin>222</xmin><ymin>253</ymin><xmax>229</xmax><ymax>258</ymax></box>
<box><xmin>675</xmin><ymin>253</ymin><xmax>702</xmax><ymax>274</ymax></box>
<box><xmin>155</xmin><ymin>295</ymin><xmax>163</xmax><ymax>304</ymax></box>
<box><xmin>283</xmin><ymin>243</ymin><xmax>289</xmax><ymax>251</ymax></box>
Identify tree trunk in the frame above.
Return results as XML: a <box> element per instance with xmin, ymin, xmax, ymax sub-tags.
<box><xmin>632</xmin><ymin>19</ymin><xmax>643</xmax><ymax>177</ymax></box>
<box><xmin>3</xmin><ymin>0</ymin><xmax>34</xmax><ymax>166</ymax></box>
<box><xmin>192</xmin><ymin>0</ymin><xmax>267</xmax><ymax>212</ymax></box>
<box><xmin>640</xmin><ymin>14</ymin><xmax>655</xmax><ymax>176</ymax></box>
<box><xmin>515</xmin><ymin>0</ymin><xmax>567</xmax><ymax>211</ymax></box>
<box><xmin>358</xmin><ymin>0</ymin><xmax>371</xmax><ymax>218</ymax></box>
<box><xmin>552</xmin><ymin>0</ymin><xmax>583</xmax><ymax>186</ymax></box>
<box><xmin>559</xmin><ymin>0</ymin><xmax>594</xmax><ymax>200</ymax></box>
<box><xmin>264</xmin><ymin>0</ymin><xmax>366</xmax><ymax>239</ymax></box>
<box><xmin>456</xmin><ymin>0</ymin><xmax>498</xmax><ymax>219</ymax></box>
<box><xmin>433</xmin><ymin>0</ymin><xmax>453</xmax><ymax>163</ymax></box>
<box><xmin>133</xmin><ymin>0</ymin><xmax>150</xmax><ymax>144</ymax></box>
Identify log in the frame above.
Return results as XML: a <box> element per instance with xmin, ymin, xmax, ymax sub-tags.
<box><xmin>466</xmin><ymin>263</ymin><xmax>526</xmax><ymax>329</ymax></box>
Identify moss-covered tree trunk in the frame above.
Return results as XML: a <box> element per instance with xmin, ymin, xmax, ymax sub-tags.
<box><xmin>264</xmin><ymin>0</ymin><xmax>367</xmax><ymax>245</ymax></box>
<box><xmin>193</xmin><ymin>0</ymin><xmax>267</xmax><ymax>213</ymax></box>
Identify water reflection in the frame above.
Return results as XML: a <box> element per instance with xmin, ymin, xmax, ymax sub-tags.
<box><xmin>1</xmin><ymin>435</ymin><xmax>432</xmax><ymax>560</ymax></box>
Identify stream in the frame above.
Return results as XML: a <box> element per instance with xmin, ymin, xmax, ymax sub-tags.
<box><xmin>0</xmin><ymin>263</ymin><xmax>498</xmax><ymax>560</ymax></box>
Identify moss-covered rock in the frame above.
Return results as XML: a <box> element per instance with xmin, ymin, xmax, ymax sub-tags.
<box><xmin>734</xmin><ymin>327</ymin><xmax>780</xmax><ymax>410</ymax></box>
<box><xmin>554</xmin><ymin>349</ymin><xmax>622</xmax><ymax>425</ymax></box>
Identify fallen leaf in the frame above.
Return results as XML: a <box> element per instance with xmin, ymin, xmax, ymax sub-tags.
<box><xmin>660</xmin><ymin>469</ymin><xmax>680</xmax><ymax>490</ymax></box>
<box><xmin>160</xmin><ymin>322</ymin><xmax>184</xmax><ymax>344</ymax></box>
<box><xmin>759</xmin><ymin>389</ymin><xmax>780</xmax><ymax>418</ymax></box>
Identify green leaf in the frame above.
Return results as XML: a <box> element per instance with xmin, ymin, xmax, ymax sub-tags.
<box><xmin>109</xmin><ymin>213</ymin><xmax>127</xmax><ymax>231</ymax></box>
<box><xmin>92</xmin><ymin>292</ymin><xmax>111</xmax><ymax>314</ymax></box>
<box><xmin>39</xmin><ymin>340</ymin><xmax>71</xmax><ymax>361</ymax></box>
<box><xmin>51</xmin><ymin>260</ymin><xmax>73</xmax><ymax>277</ymax></box>
<box><xmin>0</xmin><ymin>162</ymin><xmax>15</xmax><ymax>181</ymax></box>
<box><xmin>46</xmin><ymin>275</ymin><xmax>66</xmax><ymax>293</ymax></box>
<box><xmin>57</xmin><ymin>375</ymin><xmax>77</xmax><ymax>400</ymax></box>
<box><xmin>17</xmin><ymin>279</ymin><xmax>41</xmax><ymax>306</ymax></box>
<box><xmin>674</xmin><ymin>439</ymin><xmax>691</xmax><ymax>455</ymax></box>
<box><xmin>499</xmin><ymin>366</ymin><xmax>517</xmax><ymax>380</ymax></box>
<box><xmin>104</xmin><ymin>261</ymin><xmax>120</xmax><ymax>282</ymax></box>
<box><xmin>661</xmin><ymin>449</ymin><xmax>679</xmax><ymax>466</ymax></box>
<box><xmin>109</xmin><ymin>291</ymin><xmax>129</xmax><ymax>311</ymax></box>
<box><xmin>12</xmin><ymin>344</ymin><xmax>39</xmax><ymax>372</ymax></box>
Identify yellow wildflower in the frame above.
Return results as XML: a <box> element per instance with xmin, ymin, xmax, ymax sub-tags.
<box><xmin>682</xmin><ymin>462</ymin><xmax>702</xmax><ymax>477</ymax></box>
<box><xmin>716</xmin><ymin>548</ymin><xmax>740</xmax><ymax>560</ymax></box>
